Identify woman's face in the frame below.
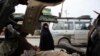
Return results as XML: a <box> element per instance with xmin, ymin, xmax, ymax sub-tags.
<box><xmin>44</xmin><ymin>25</ymin><xmax>48</xmax><ymax>28</ymax></box>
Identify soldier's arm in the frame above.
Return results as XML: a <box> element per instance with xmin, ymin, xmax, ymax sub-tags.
<box><xmin>0</xmin><ymin>0</ymin><xmax>27</xmax><ymax>33</ymax></box>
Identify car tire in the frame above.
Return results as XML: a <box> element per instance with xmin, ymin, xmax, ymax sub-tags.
<box><xmin>58</xmin><ymin>37</ymin><xmax>71</xmax><ymax>45</ymax></box>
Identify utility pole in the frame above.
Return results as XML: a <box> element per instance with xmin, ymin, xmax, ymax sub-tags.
<box><xmin>60</xmin><ymin>2</ymin><xmax>64</xmax><ymax>17</ymax></box>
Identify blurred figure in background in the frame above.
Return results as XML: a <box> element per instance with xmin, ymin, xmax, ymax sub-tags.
<box><xmin>39</xmin><ymin>23</ymin><xmax>54</xmax><ymax>51</ymax></box>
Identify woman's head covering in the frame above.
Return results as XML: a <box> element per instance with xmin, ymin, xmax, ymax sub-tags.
<box><xmin>43</xmin><ymin>23</ymin><xmax>48</xmax><ymax>28</ymax></box>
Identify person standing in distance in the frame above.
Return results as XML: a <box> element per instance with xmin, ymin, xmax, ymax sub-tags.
<box><xmin>39</xmin><ymin>23</ymin><xmax>54</xmax><ymax>51</ymax></box>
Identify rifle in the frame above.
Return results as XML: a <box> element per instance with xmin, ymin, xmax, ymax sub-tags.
<box><xmin>0</xmin><ymin>0</ymin><xmax>64</xmax><ymax>35</ymax></box>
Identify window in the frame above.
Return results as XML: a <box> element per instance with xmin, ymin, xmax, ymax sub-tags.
<box><xmin>75</xmin><ymin>22</ymin><xmax>90</xmax><ymax>30</ymax></box>
<box><xmin>52</xmin><ymin>22</ymin><xmax>73</xmax><ymax>30</ymax></box>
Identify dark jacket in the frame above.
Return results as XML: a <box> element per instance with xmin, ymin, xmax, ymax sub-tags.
<box><xmin>39</xmin><ymin>23</ymin><xmax>54</xmax><ymax>51</ymax></box>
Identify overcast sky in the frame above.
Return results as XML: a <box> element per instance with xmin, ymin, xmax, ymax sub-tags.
<box><xmin>15</xmin><ymin>0</ymin><xmax>100</xmax><ymax>19</ymax></box>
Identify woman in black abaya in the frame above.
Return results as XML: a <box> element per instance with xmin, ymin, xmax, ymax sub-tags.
<box><xmin>39</xmin><ymin>23</ymin><xmax>54</xmax><ymax>51</ymax></box>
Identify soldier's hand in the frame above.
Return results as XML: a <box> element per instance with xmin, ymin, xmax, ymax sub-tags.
<box><xmin>34</xmin><ymin>45</ymin><xmax>40</xmax><ymax>51</ymax></box>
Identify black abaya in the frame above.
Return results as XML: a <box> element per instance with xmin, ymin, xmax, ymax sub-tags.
<box><xmin>39</xmin><ymin>23</ymin><xmax>54</xmax><ymax>51</ymax></box>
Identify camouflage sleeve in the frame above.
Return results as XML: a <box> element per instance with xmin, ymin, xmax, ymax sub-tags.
<box><xmin>0</xmin><ymin>0</ymin><xmax>18</xmax><ymax>26</ymax></box>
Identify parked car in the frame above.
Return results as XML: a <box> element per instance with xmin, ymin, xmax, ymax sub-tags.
<box><xmin>49</xmin><ymin>17</ymin><xmax>92</xmax><ymax>46</ymax></box>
